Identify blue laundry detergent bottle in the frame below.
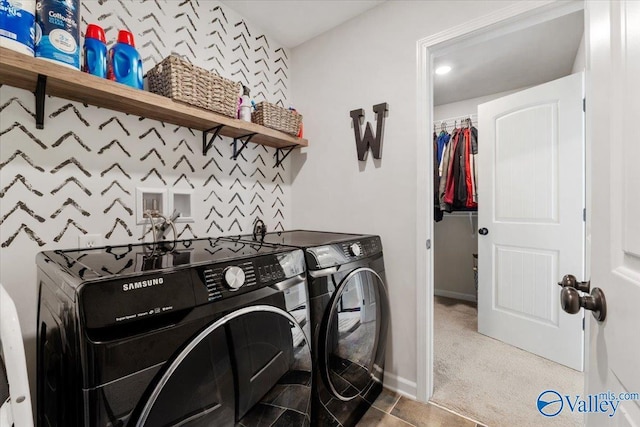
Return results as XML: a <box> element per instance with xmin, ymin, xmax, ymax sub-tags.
<box><xmin>82</xmin><ymin>23</ymin><xmax>107</xmax><ymax>78</ymax></box>
<box><xmin>108</xmin><ymin>29</ymin><xmax>143</xmax><ymax>89</ymax></box>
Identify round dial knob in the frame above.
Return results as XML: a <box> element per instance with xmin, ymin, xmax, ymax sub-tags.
<box><xmin>223</xmin><ymin>266</ymin><xmax>245</xmax><ymax>290</ymax></box>
<box><xmin>349</xmin><ymin>243</ymin><xmax>362</xmax><ymax>257</ymax></box>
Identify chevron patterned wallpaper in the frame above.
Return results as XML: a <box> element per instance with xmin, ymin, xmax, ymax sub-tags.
<box><xmin>0</xmin><ymin>1</ymin><xmax>294</xmax><ymax>332</ymax></box>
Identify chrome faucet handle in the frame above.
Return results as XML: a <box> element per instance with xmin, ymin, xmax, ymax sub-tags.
<box><xmin>156</xmin><ymin>210</ymin><xmax>180</xmax><ymax>241</ymax></box>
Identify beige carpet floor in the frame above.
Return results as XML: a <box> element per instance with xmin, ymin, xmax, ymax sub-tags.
<box><xmin>431</xmin><ymin>296</ymin><xmax>584</xmax><ymax>427</ymax></box>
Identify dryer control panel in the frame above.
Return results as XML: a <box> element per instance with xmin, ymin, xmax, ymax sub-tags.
<box><xmin>340</xmin><ymin>237</ymin><xmax>382</xmax><ymax>261</ymax></box>
<box><xmin>306</xmin><ymin>236</ymin><xmax>383</xmax><ymax>269</ymax></box>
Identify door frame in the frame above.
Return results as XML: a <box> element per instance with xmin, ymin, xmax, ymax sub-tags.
<box><xmin>415</xmin><ymin>0</ymin><xmax>586</xmax><ymax>402</ymax></box>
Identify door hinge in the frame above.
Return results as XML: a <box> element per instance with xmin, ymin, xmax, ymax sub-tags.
<box><xmin>583</xmin><ymin>98</ymin><xmax>586</xmax><ymax>112</ymax></box>
<box><xmin>583</xmin><ymin>208</ymin><xmax>586</xmax><ymax>222</ymax></box>
<box><xmin>426</xmin><ymin>239</ymin><xmax>431</xmax><ymax>249</ymax></box>
<box><xmin>582</xmin><ymin>316</ymin><xmax>585</xmax><ymax>330</ymax></box>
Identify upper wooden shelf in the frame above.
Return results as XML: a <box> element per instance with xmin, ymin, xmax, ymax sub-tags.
<box><xmin>0</xmin><ymin>46</ymin><xmax>308</xmax><ymax>150</ymax></box>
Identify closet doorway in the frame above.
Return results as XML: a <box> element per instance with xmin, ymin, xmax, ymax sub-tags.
<box><xmin>429</xmin><ymin>4</ymin><xmax>586</xmax><ymax>426</ymax></box>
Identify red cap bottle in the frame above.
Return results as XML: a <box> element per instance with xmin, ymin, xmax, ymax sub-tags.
<box><xmin>117</xmin><ymin>30</ymin><xmax>136</xmax><ymax>47</ymax></box>
<box><xmin>85</xmin><ymin>24</ymin><xmax>106</xmax><ymax>43</ymax></box>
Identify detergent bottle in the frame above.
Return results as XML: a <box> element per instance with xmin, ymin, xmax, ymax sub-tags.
<box><xmin>108</xmin><ymin>29</ymin><xmax>143</xmax><ymax>89</ymax></box>
<box><xmin>82</xmin><ymin>24</ymin><xmax>107</xmax><ymax>78</ymax></box>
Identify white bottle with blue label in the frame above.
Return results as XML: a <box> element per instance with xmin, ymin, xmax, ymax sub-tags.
<box><xmin>34</xmin><ymin>0</ymin><xmax>79</xmax><ymax>69</ymax></box>
<box><xmin>0</xmin><ymin>0</ymin><xmax>36</xmax><ymax>56</ymax></box>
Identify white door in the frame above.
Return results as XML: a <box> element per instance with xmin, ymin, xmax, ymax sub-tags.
<box><xmin>477</xmin><ymin>72</ymin><xmax>585</xmax><ymax>370</ymax></box>
<box><xmin>583</xmin><ymin>1</ymin><xmax>640</xmax><ymax>425</ymax></box>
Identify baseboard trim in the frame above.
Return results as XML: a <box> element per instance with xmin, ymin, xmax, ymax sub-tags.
<box><xmin>383</xmin><ymin>372</ymin><xmax>417</xmax><ymax>400</ymax></box>
<box><xmin>434</xmin><ymin>289</ymin><xmax>477</xmax><ymax>302</ymax></box>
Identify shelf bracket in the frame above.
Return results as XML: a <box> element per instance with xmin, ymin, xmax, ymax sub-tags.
<box><xmin>35</xmin><ymin>74</ymin><xmax>47</xmax><ymax>129</ymax></box>
<box><xmin>274</xmin><ymin>145</ymin><xmax>296</xmax><ymax>168</ymax></box>
<box><xmin>231</xmin><ymin>133</ymin><xmax>256</xmax><ymax>160</ymax></box>
<box><xmin>202</xmin><ymin>125</ymin><xmax>224</xmax><ymax>156</ymax></box>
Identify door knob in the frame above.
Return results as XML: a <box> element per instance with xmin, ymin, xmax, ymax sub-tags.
<box><xmin>560</xmin><ymin>287</ymin><xmax>607</xmax><ymax>322</ymax></box>
<box><xmin>478</xmin><ymin>228</ymin><xmax>489</xmax><ymax>235</ymax></box>
<box><xmin>558</xmin><ymin>274</ymin><xmax>590</xmax><ymax>292</ymax></box>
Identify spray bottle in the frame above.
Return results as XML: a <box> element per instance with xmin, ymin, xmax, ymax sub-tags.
<box><xmin>238</xmin><ymin>85</ymin><xmax>252</xmax><ymax>122</ymax></box>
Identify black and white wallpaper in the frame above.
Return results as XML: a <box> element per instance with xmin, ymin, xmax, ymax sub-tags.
<box><xmin>0</xmin><ymin>1</ymin><xmax>293</xmax><ymax>315</ymax></box>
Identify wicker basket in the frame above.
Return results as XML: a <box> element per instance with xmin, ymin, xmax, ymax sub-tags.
<box><xmin>252</xmin><ymin>102</ymin><xmax>302</xmax><ymax>136</ymax></box>
<box><xmin>147</xmin><ymin>55</ymin><xmax>241</xmax><ymax>118</ymax></box>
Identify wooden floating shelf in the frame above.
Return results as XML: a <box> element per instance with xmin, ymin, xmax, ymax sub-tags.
<box><xmin>0</xmin><ymin>46</ymin><xmax>308</xmax><ymax>150</ymax></box>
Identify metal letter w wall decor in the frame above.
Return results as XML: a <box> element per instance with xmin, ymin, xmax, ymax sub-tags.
<box><xmin>350</xmin><ymin>103</ymin><xmax>389</xmax><ymax>161</ymax></box>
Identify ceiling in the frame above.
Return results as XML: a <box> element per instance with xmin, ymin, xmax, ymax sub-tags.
<box><xmin>434</xmin><ymin>11</ymin><xmax>584</xmax><ymax>106</ymax></box>
<box><xmin>219</xmin><ymin>0</ymin><xmax>386</xmax><ymax>48</ymax></box>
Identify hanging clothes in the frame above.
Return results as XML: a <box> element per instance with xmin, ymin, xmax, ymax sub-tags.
<box><xmin>436</xmin><ymin>131</ymin><xmax>450</xmax><ymax>165</ymax></box>
<box><xmin>437</xmin><ymin>119</ymin><xmax>478</xmax><ymax>213</ymax></box>
<box><xmin>439</xmin><ymin>127</ymin><xmax>458</xmax><ymax>212</ymax></box>
<box><xmin>470</xmin><ymin>126</ymin><xmax>478</xmax><ymax>205</ymax></box>
<box><xmin>434</xmin><ymin>131</ymin><xmax>444</xmax><ymax>222</ymax></box>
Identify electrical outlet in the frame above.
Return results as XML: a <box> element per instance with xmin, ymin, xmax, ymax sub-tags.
<box><xmin>78</xmin><ymin>234</ymin><xmax>104</xmax><ymax>248</ymax></box>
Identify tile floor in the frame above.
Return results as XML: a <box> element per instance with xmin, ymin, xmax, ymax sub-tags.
<box><xmin>357</xmin><ymin>388</ymin><xmax>486</xmax><ymax>427</ymax></box>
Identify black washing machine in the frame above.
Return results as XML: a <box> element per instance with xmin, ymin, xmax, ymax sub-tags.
<box><xmin>233</xmin><ymin>230</ymin><xmax>390</xmax><ymax>426</ymax></box>
<box><xmin>36</xmin><ymin>237</ymin><xmax>312</xmax><ymax>427</ymax></box>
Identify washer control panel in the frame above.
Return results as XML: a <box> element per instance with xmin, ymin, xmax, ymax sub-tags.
<box><xmin>223</xmin><ymin>266</ymin><xmax>245</xmax><ymax>290</ymax></box>
<box><xmin>192</xmin><ymin>250</ymin><xmax>304</xmax><ymax>303</ymax></box>
<box><xmin>197</xmin><ymin>260</ymin><xmax>256</xmax><ymax>302</ymax></box>
<box><xmin>256</xmin><ymin>261</ymin><xmax>286</xmax><ymax>282</ymax></box>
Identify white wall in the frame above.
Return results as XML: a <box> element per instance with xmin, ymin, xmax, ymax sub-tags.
<box><xmin>0</xmin><ymin>0</ymin><xmax>293</xmax><ymax>399</ymax></box>
<box><xmin>433</xmin><ymin>214</ymin><xmax>478</xmax><ymax>301</ymax></box>
<box><xmin>434</xmin><ymin>88</ymin><xmax>527</xmax><ymax>117</ymax></box>
<box><xmin>290</xmin><ymin>0</ymin><xmax>522</xmax><ymax>397</ymax></box>
<box><xmin>571</xmin><ymin>33</ymin><xmax>586</xmax><ymax>73</ymax></box>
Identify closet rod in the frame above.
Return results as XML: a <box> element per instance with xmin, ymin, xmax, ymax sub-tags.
<box><xmin>445</xmin><ymin>211</ymin><xmax>477</xmax><ymax>216</ymax></box>
<box><xmin>434</xmin><ymin>113</ymin><xmax>478</xmax><ymax>130</ymax></box>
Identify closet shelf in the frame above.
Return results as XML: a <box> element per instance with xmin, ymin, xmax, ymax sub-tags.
<box><xmin>0</xmin><ymin>47</ymin><xmax>308</xmax><ymax>152</ymax></box>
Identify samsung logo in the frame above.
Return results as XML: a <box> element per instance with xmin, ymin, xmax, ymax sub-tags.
<box><xmin>122</xmin><ymin>277</ymin><xmax>164</xmax><ymax>292</ymax></box>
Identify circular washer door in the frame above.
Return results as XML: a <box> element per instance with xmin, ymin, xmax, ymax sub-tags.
<box><xmin>320</xmin><ymin>267</ymin><xmax>390</xmax><ymax>401</ymax></box>
<box><xmin>134</xmin><ymin>305</ymin><xmax>312</xmax><ymax>427</ymax></box>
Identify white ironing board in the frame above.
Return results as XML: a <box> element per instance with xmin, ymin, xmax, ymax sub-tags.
<box><xmin>0</xmin><ymin>285</ymin><xmax>34</xmax><ymax>427</ymax></box>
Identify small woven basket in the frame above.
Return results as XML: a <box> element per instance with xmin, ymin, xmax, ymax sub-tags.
<box><xmin>252</xmin><ymin>102</ymin><xmax>302</xmax><ymax>136</ymax></box>
<box><xmin>147</xmin><ymin>55</ymin><xmax>241</xmax><ymax>118</ymax></box>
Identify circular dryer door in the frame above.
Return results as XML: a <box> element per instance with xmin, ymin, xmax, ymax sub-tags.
<box><xmin>133</xmin><ymin>305</ymin><xmax>312</xmax><ymax>427</ymax></box>
<box><xmin>320</xmin><ymin>267</ymin><xmax>390</xmax><ymax>402</ymax></box>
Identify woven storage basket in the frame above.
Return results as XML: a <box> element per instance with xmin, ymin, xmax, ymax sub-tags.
<box><xmin>147</xmin><ymin>55</ymin><xmax>240</xmax><ymax>118</ymax></box>
<box><xmin>252</xmin><ymin>102</ymin><xmax>302</xmax><ymax>136</ymax></box>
